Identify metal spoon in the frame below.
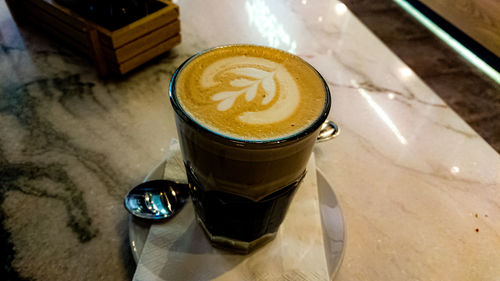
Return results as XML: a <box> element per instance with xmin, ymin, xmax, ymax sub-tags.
<box><xmin>124</xmin><ymin>180</ymin><xmax>189</xmax><ymax>220</ymax></box>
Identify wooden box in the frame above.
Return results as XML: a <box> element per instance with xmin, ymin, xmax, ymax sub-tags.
<box><xmin>5</xmin><ymin>0</ymin><xmax>181</xmax><ymax>76</ymax></box>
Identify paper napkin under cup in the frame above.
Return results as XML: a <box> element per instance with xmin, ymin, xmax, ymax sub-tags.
<box><xmin>133</xmin><ymin>139</ymin><xmax>329</xmax><ymax>281</ymax></box>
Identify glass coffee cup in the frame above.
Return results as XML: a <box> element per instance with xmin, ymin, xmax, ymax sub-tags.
<box><xmin>169</xmin><ymin>45</ymin><xmax>331</xmax><ymax>253</ymax></box>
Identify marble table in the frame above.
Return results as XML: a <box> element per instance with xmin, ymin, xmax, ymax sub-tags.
<box><xmin>1</xmin><ymin>0</ymin><xmax>499</xmax><ymax>280</ymax></box>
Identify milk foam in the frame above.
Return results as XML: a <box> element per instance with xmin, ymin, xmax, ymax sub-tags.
<box><xmin>202</xmin><ymin>56</ymin><xmax>299</xmax><ymax>124</ymax></box>
<box><xmin>174</xmin><ymin>45</ymin><xmax>327</xmax><ymax>140</ymax></box>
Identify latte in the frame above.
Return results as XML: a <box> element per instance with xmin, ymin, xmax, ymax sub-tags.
<box><xmin>170</xmin><ymin>45</ymin><xmax>332</xmax><ymax>252</ymax></box>
<box><xmin>173</xmin><ymin>45</ymin><xmax>327</xmax><ymax>140</ymax></box>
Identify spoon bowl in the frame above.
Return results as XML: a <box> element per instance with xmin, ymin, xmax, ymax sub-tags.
<box><xmin>124</xmin><ymin>180</ymin><xmax>189</xmax><ymax>220</ymax></box>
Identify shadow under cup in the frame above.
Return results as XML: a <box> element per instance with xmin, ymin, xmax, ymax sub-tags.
<box><xmin>169</xmin><ymin>47</ymin><xmax>331</xmax><ymax>253</ymax></box>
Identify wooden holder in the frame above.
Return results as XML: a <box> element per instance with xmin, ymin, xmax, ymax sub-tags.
<box><xmin>5</xmin><ymin>0</ymin><xmax>181</xmax><ymax>76</ymax></box>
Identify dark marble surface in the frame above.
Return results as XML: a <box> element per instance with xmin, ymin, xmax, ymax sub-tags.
<box><xmin>343</xmin><ymin>0</ymin><xmax>500</xmax><ymax>152</ymax></box>
<box><xmin>0</xmin><ymin>1</ymin><xmax>184</xmax><ymax>279</ymax></box>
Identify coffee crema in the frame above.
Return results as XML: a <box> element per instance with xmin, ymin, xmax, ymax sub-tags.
<box><xmin>174</xmin><ymin>45</ymin><xmax>327</xmax><ymax>140</ymax></box>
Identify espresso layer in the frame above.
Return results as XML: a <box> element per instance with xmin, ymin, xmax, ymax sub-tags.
<box><xmin>175</xmin><ymin>45</ymin><xmax>327</xmax><ymax>140</ymax></box>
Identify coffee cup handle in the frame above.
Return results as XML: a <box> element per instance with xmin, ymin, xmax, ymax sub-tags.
<box><xmin>316</xmin><ymin>120</ymin><xmax>340</xmax><ymax>142</ymax></box>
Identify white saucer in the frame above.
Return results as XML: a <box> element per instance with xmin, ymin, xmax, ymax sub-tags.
<box><xmin>128</xmin><ymin>160</ymin><xmax>345</xmax><ymax>279</ymax></box>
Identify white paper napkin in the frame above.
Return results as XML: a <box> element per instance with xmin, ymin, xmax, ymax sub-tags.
<box><xmin>133</xmin><ymin>140</ymin><xmax>329</xmax><ymax>281</ymax></box>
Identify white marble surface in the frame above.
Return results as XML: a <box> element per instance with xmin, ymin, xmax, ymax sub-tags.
<box><xmin>0</xmin><ymin>0</ymin><xmax>499</xmax><ymax>280</ymax></box>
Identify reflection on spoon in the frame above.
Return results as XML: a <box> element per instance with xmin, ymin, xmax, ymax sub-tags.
<box><xmin>124</xmin><ymin>180</ymin><xmax>189</xmax><ymax>220</ymax></box>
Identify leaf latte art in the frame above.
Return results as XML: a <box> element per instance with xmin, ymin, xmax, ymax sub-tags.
<box><xmin>211</xmin><ymin>67</ymin><xmax>276</xmax><ymax>112</ymax></box>
<box><xmin>204</xmin><ymin>56</ymin><xmax>300</xmax><ymax>125</ymax></box>
<box><xmin>174</xmin><ymin>45</ymin><xmax>327</xmax><ymax>140</ymax></box>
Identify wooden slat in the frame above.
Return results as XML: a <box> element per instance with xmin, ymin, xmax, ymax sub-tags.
<box><xmin>16</xmin><ymin>2</ymin><xmax>90</xmax><ymax>55</ymax></box>
<box><xmin>115</xmin><ymin>34</ymin><xmax>181</xmax><ymax>74</ymax></box>
<box><xmin>28</xmin><ymin>0</ymin><xmax>88</xmax><ymax>31</ymax></box>
<box><xmin>88</xmin><ymin>28</ymin><xmax>108</xmax><ymax>76</ymax></box>
<box><xmin>101</xmin><ymin>20</ymin><xmax>180</xmax><ymax>63</ymax></box>
<box><xmin>20</xmin><ymin>0</ymin><xmax>90</xmax><ymax>46</ymax></box>
<box><xmin>24</xmin><ymin>17</ymin><xmax>90</xmax><ymax>56</ymax></box>
<box><xmin>98</xmin><ymin>1</ymin><xmax>179</xmax><ymax>48</ymax></box>
<box><xmin>419</xmin><ymin>0</ymin><xmax>500</xmax><ymax>58</ymax></box>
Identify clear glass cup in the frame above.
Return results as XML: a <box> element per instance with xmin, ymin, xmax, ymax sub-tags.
<box><xmin>169</xmin><ymin>45</ymin><xmax>331</xmax><ymax>253</ymax></box>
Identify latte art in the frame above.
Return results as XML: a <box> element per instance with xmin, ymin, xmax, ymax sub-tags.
<box><xmin>210</xmin><ymin>66</ymin><xmax>277</xmax><ymax>111</ymax></box>
<box><xmin>203</xmin><ymin>56</ymin><xmax>300</xmax><ymax>125</ymax></box>
<box><xmin>174</xmin><ymin>45</ymin><xmax>327</xmax><ymax>140</ymax></box>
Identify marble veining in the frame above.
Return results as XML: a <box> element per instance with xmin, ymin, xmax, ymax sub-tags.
<box><xmin>342</xmin><ymin>0</ymin><xmax>500</xmax><ymax>152</ymax></box>
<box><xmin>0</xmin><ymin>0</ymin><xmax>499</xmax><ymax>280</ymax></box>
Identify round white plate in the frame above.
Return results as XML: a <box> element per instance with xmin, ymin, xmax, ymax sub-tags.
<box><xmin>128</xmin><ymin>161</ymin><xmax>345</xmax><ymax>279</ymax></box>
